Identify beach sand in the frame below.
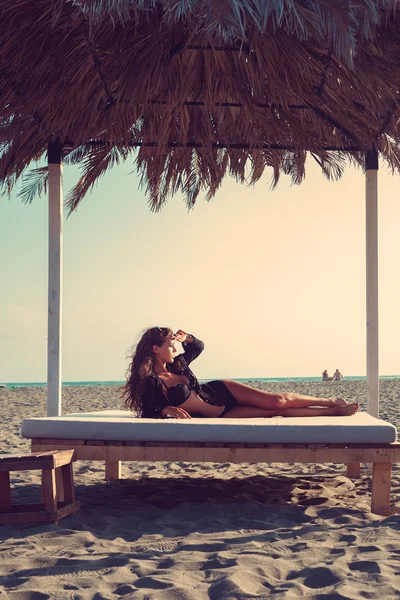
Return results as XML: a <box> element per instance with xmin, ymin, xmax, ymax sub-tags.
<box><xmin>1</xmin><ymin>380</ymin><xmax>400</xmax><ymax>599</ymax></box>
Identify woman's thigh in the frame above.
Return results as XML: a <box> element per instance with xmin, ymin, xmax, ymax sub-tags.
<box><xmin>220</xmin><ymin>380</ymin><xmax>283</xmax><ymax>409</ymax></box>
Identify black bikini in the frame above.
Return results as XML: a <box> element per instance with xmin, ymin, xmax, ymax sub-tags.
<box><xmin>158</xmin><ymin>377</ymin><xmax>238</xmax><ymax>418</ymax></box>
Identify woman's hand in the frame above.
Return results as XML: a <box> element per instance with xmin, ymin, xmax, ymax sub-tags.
<box><xmin>161</xmin><ymin>406</ymin><xmax>192</xmax><ymax>419</ymax></box>
<box><xmin>173</xmin><ymin>329</ymin><xmax>187</xmax><ymax>343</ymax></box>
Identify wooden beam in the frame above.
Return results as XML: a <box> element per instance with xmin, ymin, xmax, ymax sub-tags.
<box><xmin>148</xmin><ymin>100</ymin><xmax>309</xmax><ymax>109</ymax></box>
<box><xmin>83</xmin><ymin>139</ymin><xmax>363</xmax><ymax>152</ymax></box>
<box><xmin>31</xmin><ymin>441</ymin><xmax>400</xmax><ymax>464</ymax></box>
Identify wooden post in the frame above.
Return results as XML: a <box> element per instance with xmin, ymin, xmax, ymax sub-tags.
<box><xmin>0</xmin><ymin>472</ymin><xmax>12</xmax><ymax>508</ymax></box>
<box><xmin>41</xmin><ymin>469</ymin><xmax>57</xmax><ymax>511</ymax></box>
<box><xmin>47</xmin><ymin>141</ymin><xmax>63</xmax><ymax>417</ymax></box>
<box><xmin>371</xmin><ymin>462</ymin><xmax>391</xmax><ymax>516</ymax></box>
<box><xmin>55</xmin><ymin>467</ymin><xmax>65</xmax><ymax>502</ymax></box>
<box><xmin>346</xmin><ymin>462</ymin><xmax>361</xmax><ymax>479</ymax></box>
<box><xmin>365</xmin><ymin>147</ymin><xmax>379</xmax><ymax>418</ymax></box>
<box><xmin>105</xmin><ymin>459</ymin><xmax>121</xmax><ymax>480</ymax></box>
<box><xmin>62</xmin><ymin>463</ymin><xmax>76</xmax><ymax>503</ymax></box>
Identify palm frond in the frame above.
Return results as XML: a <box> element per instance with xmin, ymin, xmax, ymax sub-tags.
<box><xmin>1</xmin><ymin>1</ymin><xmax>400</xmax><ymax>210</ymax></box>
<box><xmin>64</xmin><ymin>144</ymin><xmax>97</xmax><ymax>165</ymax></box>
<box><xmin>18</xmin><ymin>167</ymin><xmax>49</xmax><ymax>204</ymax></box>
<box><xmin>310</xmin><ymin>151</ymin><xmax>347</xmax><ymax>181</ymax></box>
<box><xmin>65</xmin><ymin>145</ymin><xmax>132</xmax><ymax>214</ymax></box>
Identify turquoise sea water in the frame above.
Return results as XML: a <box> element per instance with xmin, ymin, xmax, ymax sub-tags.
<box><xmin>2</xmin><ymin>375</ymin><xmax>400</xmax><ymax>388</ymax></box>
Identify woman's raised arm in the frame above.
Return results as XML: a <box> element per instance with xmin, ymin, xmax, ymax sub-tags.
<box><xmin>181</xmin><ymin>333</ymin><xmax>204</xmax><ymax>365</ymax></box>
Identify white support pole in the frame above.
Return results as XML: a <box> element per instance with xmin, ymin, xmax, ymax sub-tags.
<box><xmin>365</xmin><ymin>147</ymin><xmax>379</xmax><ymax>418</ymax></box>
<box><xmin>47</xmin><ymin>141</ymin><xmax>63</xmax><ymax>416</ymax></box>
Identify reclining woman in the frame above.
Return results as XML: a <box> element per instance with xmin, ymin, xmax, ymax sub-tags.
<box><xmin>122</xmin><ymin>327</ymin><xmax>359</xmax><ymax>419</ymax></box>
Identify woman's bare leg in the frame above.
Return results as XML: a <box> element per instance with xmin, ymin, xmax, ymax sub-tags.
<box><xmin>283</xmin><ymin>392</ymin><xmax>347</xmax><ymax>406</ymax></box>
<box><xmin>223</xmin><ymin>404</ymin><xmax>359</xmax><ymax>419</ymax></box>
<box><xmin>223</xmin><ymin>407</ymin><xmax>278</xmax><ymax>418</ymax></box>
<box><xmin>221</xmin><ymin>380</ymin><xmax>347</xmax><ymax>410</ymax></box>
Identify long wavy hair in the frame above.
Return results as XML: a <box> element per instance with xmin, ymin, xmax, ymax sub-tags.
<box><xmin>121</xmin><ymin>326</ymin><xmax>173</xmax><ymax>415</ymax></box>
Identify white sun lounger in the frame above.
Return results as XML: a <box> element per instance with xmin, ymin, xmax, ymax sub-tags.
<box><xmin>21</xmin><ymin>410</ymin><xmax>400</xmax><ymax>515</ymax></box>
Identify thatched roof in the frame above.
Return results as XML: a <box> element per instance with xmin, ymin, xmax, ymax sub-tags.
<box><xmin>1</xmin><ymin>0</ymin><xmax>400</xmax><ymax>211</ymax></box>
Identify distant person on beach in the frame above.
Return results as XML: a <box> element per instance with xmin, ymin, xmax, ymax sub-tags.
<box><xmin>122</xmin><ymin>327</ymin><xmax>359</xmax><ymax>419</ymax></box>
<box><xmin>322</xmin><ymin>370</ymin><xmax>333</xmax><ymax>381</ymax></box>
<box><xmin>333</xmin><ymin>369</ymin><xmax>343</xmax><ymax>381</ymax></box>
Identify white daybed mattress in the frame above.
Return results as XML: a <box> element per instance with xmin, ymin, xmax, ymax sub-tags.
<box><xmin>20</xmin><ymin>410</ymin><xmax>397</xmax><ymax>444</ymax></box>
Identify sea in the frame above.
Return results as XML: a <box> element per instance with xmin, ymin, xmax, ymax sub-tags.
<box><xmin>1</xmin><ymin>376</ymin><xmax>400</xmax><ymax>389</ymax></box>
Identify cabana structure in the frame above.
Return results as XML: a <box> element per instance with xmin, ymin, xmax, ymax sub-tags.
<box><xmin>3</xmin><ymin>1</ymin><xmax>400</xmax><ymax>514</ymax></box>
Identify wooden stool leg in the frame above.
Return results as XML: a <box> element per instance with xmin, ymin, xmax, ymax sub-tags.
<box><xmin>41</xmin><ymin>469</ymin><xmax>57</xmax><ymax>511</ymax></box>
<box><xmin>105</xmin><ymin>459</ymin><xmax>121</xmax><ymax>481</ymax></box>
<box><xmin>55</xmin><ymin>467</ymin><xmax>65</xmax><ymax>502</ymax></box>
<box><xmin>62</xmin><ymin>463</ymin><xmax>76</xmax><ymax>503</ymax></box>
<box><xmin>347</xmin><ymin>462</ymin><xmax>361</xmax><ymax>479</ymax></box>
<box><xmin>0</xmin><ymin>472</ymin><xmax>12</xmax><ymax>508</ymax></box>
<box><xmin>371</xmin><ymin>462</ymin><xmax>392</xmax><ymax>516</ymax></box>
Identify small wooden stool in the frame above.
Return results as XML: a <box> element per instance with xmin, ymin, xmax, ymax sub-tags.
<box><xmin>0</xmin><ymin>449</ymin><xmax>81</xmax><ymax>525</ymax></box>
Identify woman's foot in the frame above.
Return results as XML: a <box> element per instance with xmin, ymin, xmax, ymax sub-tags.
<box><xmin>332</xmin><ymin>403</ymin><xmax>359</xmax><ymax>416</ymax></box>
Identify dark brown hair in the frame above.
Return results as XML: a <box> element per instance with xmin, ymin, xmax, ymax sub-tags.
<box><xmin>121</xmin><ymin>326</ymin><xmax>173</xmax><ymax>415</ymax></box>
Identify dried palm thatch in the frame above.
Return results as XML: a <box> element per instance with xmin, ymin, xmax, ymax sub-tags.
<box><xmin>1</xmin><ymin>0</ymin><xmax>400</xmax><ymax>212</ymax></box>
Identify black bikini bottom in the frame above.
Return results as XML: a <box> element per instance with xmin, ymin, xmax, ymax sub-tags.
<box><xmin>203</xmin><ymin>380</ymin><xmax>239</xmax><ymax>417</ymax></box>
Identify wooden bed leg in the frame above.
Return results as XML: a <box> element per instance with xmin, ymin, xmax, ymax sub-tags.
<box><xmin>0</xmin><ymin>472</ymin><xmax>12</xmax><ymax>508</ymax></box>
<box><xmin>371</xmin><ymin>462</ymin><xmax>392</xmax><ymax>516</ymax></box>
<box><xmin>346</xmin><ymin>462</ymin><xmax>361</xmax><ymax>479</ymax></box>
<box><xmin>105</xmin><ymin>459</ymin><xmax>121</xmax><ymax>481</ymax></box>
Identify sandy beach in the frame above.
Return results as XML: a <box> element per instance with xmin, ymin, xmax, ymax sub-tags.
<box><xmin>1</xmin><ymin>379</ymin><xmax>400</xmax><ymax>599</ymax></box>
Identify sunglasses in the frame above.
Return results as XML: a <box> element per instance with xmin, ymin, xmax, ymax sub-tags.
<box><xmin>154</xmin><ymin>326</ymin><xmax>174</xmax><ymax>338</ymax></box>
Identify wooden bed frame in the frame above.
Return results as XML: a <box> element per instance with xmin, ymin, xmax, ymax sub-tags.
<box><xmin>31</xmin><ymin>438</ymin><xmax>400</xmax><ymax>516</ymax></box>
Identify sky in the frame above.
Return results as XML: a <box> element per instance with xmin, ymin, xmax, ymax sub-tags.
<box><xmin>1</xmin><ymin>156</ymin><xmax>400</xmax><ymax>383</ymax></box>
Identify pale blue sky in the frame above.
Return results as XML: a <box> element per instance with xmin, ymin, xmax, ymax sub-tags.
<box><xmin>1</xmin><ymin>157</ymin><xmax>400</xmax><ymax>383</ymax></box>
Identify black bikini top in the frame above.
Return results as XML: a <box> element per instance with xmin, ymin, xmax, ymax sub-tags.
<box><xmin>158</xmin><ymin>376</ymin><xmax>193</xmax><ymax>407</ymax></box>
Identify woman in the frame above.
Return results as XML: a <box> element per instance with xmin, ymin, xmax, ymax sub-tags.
<box><xmin>322</xmin><ymin>370</ymin><xmax>333</xmax><ymax>382</ymax></box>
<box><xmin>122</xmin><ymin>327</ymin><xmax>359</xmax><ymax>419</ymax></box>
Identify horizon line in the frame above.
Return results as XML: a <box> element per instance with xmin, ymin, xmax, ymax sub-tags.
<box><xmin>2</xmin><ymin>374</ymin><xmax>400</xmax><ymax>386</ymax></box>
